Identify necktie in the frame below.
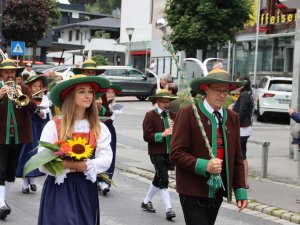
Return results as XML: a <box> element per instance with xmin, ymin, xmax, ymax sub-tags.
<box><xmin>160</xmin><ymin>110</ymin><xmax>171</xmax><ymax>153</ymax></box>
<box><xmin>213</xmin><ymin>111</ymin><xmax>223</xmax><ymax>127</ymax></box>
<box><xmin>161</xmin><ymin>111</ymin><xmax>167</xmax><ymax>118</ymax></box>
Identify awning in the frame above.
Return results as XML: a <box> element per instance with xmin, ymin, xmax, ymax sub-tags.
<box><xmin>130</xmin><ymin>51</ymin><xmax>151</xmax><ymax>55</ymax></box>
<box><xmin>47</xmin><ymin>42</ymin><xmax>84</xmax><ymax>52</ymax></box>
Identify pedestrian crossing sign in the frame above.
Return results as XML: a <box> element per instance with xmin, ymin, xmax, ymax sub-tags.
<box><xmin>11</xmin><ymin>41</ymin><xmax>25</xmax><ymax>56</ymax></box>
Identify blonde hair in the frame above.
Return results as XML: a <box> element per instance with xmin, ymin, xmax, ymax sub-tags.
<box><xmin>59</xmin><ymin>87</ymin><xmax>100</xmax><ymax>140</ymax></box>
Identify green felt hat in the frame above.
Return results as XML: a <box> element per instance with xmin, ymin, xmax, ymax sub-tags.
<box><xmin>50</xmin><ymin>74</ymin><xmax>110</xmax><ymax>107</ymax></box>
<box><xmin>24</xmin><ymin>75</ymin><xmax>48</xmax><ymax>87</ymax></box>
<box><xmin>190</xmin><ymin>68</ymin><xmax>245</xmax><ymax>95</ymax></box>
<box><xmin>148</xmin><ymin>89</ymin><xmax>178</xmax><ymax>103</ymax></box>
<box><xmin>0</xmin><ymin>59</ymin><xmax>24</xmax><ymax>77</ymax></box>
<box><xmin>73</xmin><ymin>59</ymin><xmax>103</xmax><ymax>75</ymax></box>
<box><xmin>108</xmin><ymin>84</ymin><xmax>122</xmax><ymax>94</ymax></box>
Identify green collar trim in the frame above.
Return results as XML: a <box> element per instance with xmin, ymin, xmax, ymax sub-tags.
<box><xmin>198</xmin><ymin>101</ymin><xmax>217</xmax><ymax>157</ymax></box>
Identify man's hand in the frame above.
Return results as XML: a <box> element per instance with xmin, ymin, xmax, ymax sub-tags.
<box><xmin>162</xmin><ymin>128</ymin><xmax>172</xmax><ymax>137</ymax></box>
<box><xmin>237</xmin><ymin>200</ymin><xmax>247</xmax><ymax>212</ymax></box>
<box><xmin>0</xmin><ymin>87</ymin><xmax>7</xmax><ymax>100</ymax></box>
<box><xmin>206</xmin><ymin>158</ymin><xmax>223</xmax><ymax>174</ymax></box>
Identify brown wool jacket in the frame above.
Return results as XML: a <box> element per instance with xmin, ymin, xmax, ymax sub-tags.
<box><xmin>170</xmin><ymin>103</ymin><xmax>247</xmax><ymax>201</ymax></box>
<box><xmin>143</xmin><ymin>109</ymin><xmax>176</xmax><ymax>155</ymax></box>
<box><xmin>0</xmin><ymin>84</ymin><xmax>37</xmax><ymax>144</ymax></box>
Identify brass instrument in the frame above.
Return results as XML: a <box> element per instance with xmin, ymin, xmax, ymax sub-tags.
<box><xmin>5</xmin><ymin>81</ymin><xmax>30</xmax><ymax>107</ymax></box>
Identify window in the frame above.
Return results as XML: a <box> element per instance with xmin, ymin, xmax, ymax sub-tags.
<box><xmin>268</xmin><ymin>81</ymin><xmax>292</xmax><ymax>92</ymax></box>
<box><xmin>68</xmin><ymin>30</ymin><xmax>73</xmax><ymax>41</ymax></box>
<box><xmin>128</xmin><ymin>69</ymin><xmax>144</xmax><ymax>77</ymax></box>
<box><xmin>106</xmin><ymin>69</ymin><xmax>127</xmax><ymax>76</ymax></box>
<box><xmin>258</xmin><ymin>78</ymin><xmax>268</xmax><ymax>88</ymax></box>
<box><xmin>76</xmin><ymin>30</ymin><xmax>80</xmax><ymax>41</ymax></box>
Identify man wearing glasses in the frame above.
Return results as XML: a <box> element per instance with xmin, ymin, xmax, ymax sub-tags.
<box><xmin>170</xmin><ymin>68</ymin><xmax>248</xmax><ymax>225</ymax></box>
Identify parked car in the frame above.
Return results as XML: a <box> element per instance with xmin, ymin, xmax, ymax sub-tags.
<box><xmin>254</xmin><ymin>76</ymin><xmax>292</xmax><ymax>121</ymax></box>
<box><xmin>37</xmin><ymin>65</ymin><xmax>74</xmax><ymax>75</ymax></box>
<box><xmin>97</xmin><ymin>66</ymin><xmax>157</xmax><ymax>101</ymax></box>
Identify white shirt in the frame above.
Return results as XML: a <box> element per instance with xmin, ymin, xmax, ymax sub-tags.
<box><xmin>38</xmin><ymin>119</ymin><xmax>112</xmax><ymax>185</ymax></box>
<box><xmin>37</xmin><ymin>95</ymin><xmax>50</xmax><ymax>120</ymax></box>
<box><xmin>203</xmin><ymin>99</ymin><xmax>223</xmax><ymax>127</ymax></box>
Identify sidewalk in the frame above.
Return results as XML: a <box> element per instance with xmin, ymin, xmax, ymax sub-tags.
<box><xmin>115</xmin><ymin>141</ymin><xmax>300</xmax><ymax>224</ymax></box>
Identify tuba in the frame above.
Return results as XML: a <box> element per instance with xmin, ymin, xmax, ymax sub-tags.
<box><xmin>5</xmin><ymin>80</ymin><xmax>30</xmax><ymax>108</ymax></box>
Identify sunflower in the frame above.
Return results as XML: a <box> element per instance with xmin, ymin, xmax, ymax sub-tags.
<box><xmin>67</xmin><ymin>137</ymin><xmax>93</xmax><ymax>160</ymax></box>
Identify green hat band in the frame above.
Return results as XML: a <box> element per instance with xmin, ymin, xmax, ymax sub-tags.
<box><xmin>82</xmin><ymin>63</ymin><xmax>97</xmax><ymax>68</ymax></box>
<box><xmin>1</xmin><ymin>61</ymin><xmax>17</xmax><ymax>68</ymax></box>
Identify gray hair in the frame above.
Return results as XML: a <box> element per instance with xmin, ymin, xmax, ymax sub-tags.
<box><xmin>160</xmin><ymin>73</ymin><xmax>172</xmax><ymax>81</ymax></box>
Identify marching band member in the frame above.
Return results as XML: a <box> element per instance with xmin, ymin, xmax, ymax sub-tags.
<box><xmin>0</xmin><ymin>59</ymin><xmax>37</xmax><ymax>220</ymax></box>
<box><xmin>97</xmin><ymin>84</ymin><xmax>123</xmax><ymax>195</ymax></box>
<box><xmin>141</xmin><ymin>89</ymin><xmax>177</xmax><ymax>221</ymax></box>
<box><xmin>16</xmin><ymin>75</ymin><xmax>50</xmax><ymax>194</ymax></box>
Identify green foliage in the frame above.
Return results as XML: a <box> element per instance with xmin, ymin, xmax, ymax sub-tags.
<box><xmin>86</xmin><ymin>0</ymin><xmax>121</xmax><ymax>14</ymax></box>
<box><xmin>3</xmin><ymin>0</ymin><xmax>49</xmax><ymax>46</ymax></box>
<box><xmin>165</xmin><ymin>0</ymin><xmax>253</xmax><ymax>54</ymax></box>
<box><xmin>92</xmin><ymin>54</ymin><xmax>108</xmax><ymax>65</ymax></box>
<box><xmin>47</xmin><ymin>0</ymin><xmax>62</xmax><ymax>26</ymax></box>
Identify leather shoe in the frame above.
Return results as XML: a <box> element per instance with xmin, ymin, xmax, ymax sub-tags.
<box><xmin>22</xmin><ymin>187</ymin><xmax>30</xmax><ymax>194</ymax></box>
<box><xmin>141</xmin><ymin>201</ymin><xmax>156</xmax><ymax>213</ymax></box>
<box><xmin>0</xmin><ymin>204</ymin><xmax>11</xmax><ymax>220</ymax></box>
<box><xmin>30</xmin><ymin>184</ymin><xmax>37</xmax><ymax>192</ymax></box>
<box><xmin>166</xmin><ymin>208</ymin><xmax>176</xmax><ymax>220</ymax></box>
<box><xmin>102</xmin><ymin>188</ymin><xmax>110</xmax><ymax>196</ymax></box>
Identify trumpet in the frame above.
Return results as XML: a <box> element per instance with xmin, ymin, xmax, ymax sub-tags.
<box><xmin>5</xmin><ymin>81</ymin><xmax>30</xmax><ymax>108</ymax></box>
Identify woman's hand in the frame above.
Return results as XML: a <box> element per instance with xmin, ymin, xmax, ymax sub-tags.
<box><xmin>63</xmin><ymin>160</ymin><xmax>87</xmax><ymax>172</ymax></box>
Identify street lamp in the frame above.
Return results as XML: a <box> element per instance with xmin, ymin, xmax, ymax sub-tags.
<box><xmin>126</xmin><ymin>27</ymin><xmax>135</xmax><ymax>65</ymax></box>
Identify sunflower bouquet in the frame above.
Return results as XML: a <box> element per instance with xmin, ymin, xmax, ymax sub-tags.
<box><xmin>23</xmin><ymin>137</ymin><xmax>115</xmax><ymax>186</ymax></box>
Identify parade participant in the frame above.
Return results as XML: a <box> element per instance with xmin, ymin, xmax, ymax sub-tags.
<box><xmin>16</xmin><ymin>75</ymin><xmax>49</xmax><ymax>194</ymax></box>
<box><xmin>22</xmin><ymin>63</ymin><xmax>36</xmax><ymax>77</ymax></box>
<box><xmin>0</xmin><ymin>59</ymin><xmax>37</xmax><ymax>220</ymax></box>
<box><xmin>15</xmin><ymin>76</ymin><xmax>24</xmax><ymax>85</ymax></box>
<box><xmin>160</xmin><ymin>73</ymin><xmax>172</xmax><ymax>90</ymax></box>
<box><xmin>73</xmin><ymin>59</ymin><xmax>103</xmax><ymax>76</ymax></box>
<box><xmin>98</xmin><ymin>84</ymin><xmax>123</xmax><ymax>195</ymax></box>
<box><xmin>141</xmin><ymin>89</ymin><xmax>177</xmax><ymax>221</ymax></box>
<box><xmin>232</xmin><ymin>76</ymin><xmax>254</xmax><ymax>189</ymax></box>
<box><xmin>167</xmin><ymin>83</ymin><xmax>180</xmax><ymax>114</ymax></box>
<box><xmin>37</xmin><ymin>75</ymin><xmax>112</xmax><ymax>225</ymax></box>
<box><xmin>170</xmin><ymin>68</ymin><xmax>248</xmax><ymax>225</ymax></box>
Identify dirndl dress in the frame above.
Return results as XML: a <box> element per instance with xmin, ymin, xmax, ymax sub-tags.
<box><xmin>16</xmin><ymin>112</ymin><xmax>48</xmax><ymax>177</ymax></box>
<box><xmin>37</xmin><ymin>172</ymin><xmax>99</xmax><ymax>225</ymax></box>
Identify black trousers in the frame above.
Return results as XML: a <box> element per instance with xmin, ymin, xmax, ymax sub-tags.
<box><xmin>179</xmin><ymin>194</ymin><xmax>223</xmax><ymax>225</ymax></box>
<box><xmin>150</xmin><ymin>154</ymin><xmax>169</xmax><ymax>189</ymax></box>
<box><xmin>0</xmin><ymin>143</ymin><xmax>22</xmax><ymax>185</ymax></box>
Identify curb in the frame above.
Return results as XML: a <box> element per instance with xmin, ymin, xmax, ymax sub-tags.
<box><xmin>120</xmin><ymin>166</ymin><xmax>300</xmax><ymax>224</ymax></box>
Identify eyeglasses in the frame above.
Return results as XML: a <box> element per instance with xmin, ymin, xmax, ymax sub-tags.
<box><xmin>209</xmin><ymin>87</ymin><xmax>230</xmax><ymax>95</ymax></box>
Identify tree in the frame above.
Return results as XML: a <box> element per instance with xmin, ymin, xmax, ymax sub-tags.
<box><xmin>48</xmin><ymin>0</ymin><xmax>62</xmax><ymax>26</ymax></box>
<box><xmin>3</xmin><ymin>0</ymin><xmax>50</xmax><ymax>63</ymax></box>
<box><xmin>164</xmin><ymin>0</ymin><xmax>253</xmax><ymax>58</ymax></box>
<box><xmin>92</xmin><ymin>54</ymin><xmax>108</xmax><ymax>65</ymax></box>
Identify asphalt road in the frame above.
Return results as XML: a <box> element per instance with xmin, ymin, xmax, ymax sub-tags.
<box><xmin>3</xmin><ymin>170</ymin><xmax>283</xmax><ymax>225</ymax></box>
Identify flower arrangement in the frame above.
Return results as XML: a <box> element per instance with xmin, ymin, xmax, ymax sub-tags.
<box><xmin>24</xmin><ymin>137</ymin><xmax>115</xmax><ymax>186</ymax></box>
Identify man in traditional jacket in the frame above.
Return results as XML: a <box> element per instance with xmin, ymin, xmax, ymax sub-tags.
<box><xmin>170</xmin><ymin>68</ymin><xmax>248</xmax><ymax>225</ymax></box>
<box><xmin>141</xmin><ymin>89</ymin><xmax>177</xmax><ymax>221</ymax></box>
<box><xmin>0</xmin><ymin>59</ymin><xmax>37</xmax><ymax>220</ymax></box>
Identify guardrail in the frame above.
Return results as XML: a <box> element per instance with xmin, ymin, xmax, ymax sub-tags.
<box><xmin>248</xmin><ymin>140</ymin><xmax>271</xmax><ymax>178</ymax></box>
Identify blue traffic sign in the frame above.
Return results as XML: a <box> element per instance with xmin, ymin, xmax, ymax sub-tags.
<box><xmin>11</xmin><ymin>41</ymin><xmax>25</xmax><ymax>56</ymax></box>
